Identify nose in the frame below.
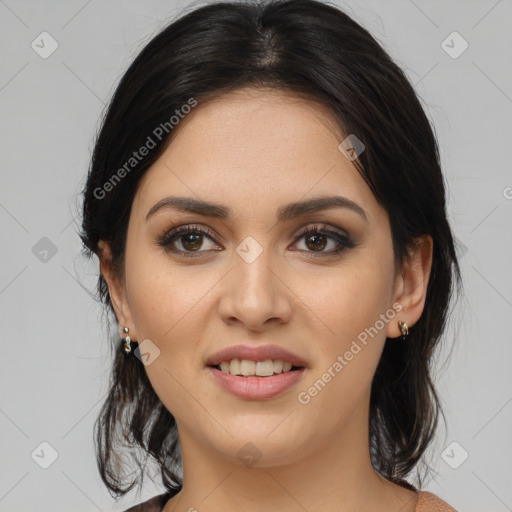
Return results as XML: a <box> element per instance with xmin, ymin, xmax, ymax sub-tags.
<box><xmin>217</xmin><ymin>245</ymin><xmax>293</xmax><ymax>331</ymax></box>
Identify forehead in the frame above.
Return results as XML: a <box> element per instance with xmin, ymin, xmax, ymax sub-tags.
<box><xmin>134</xmin><ymin>87</ymin><xmax>381</xmax><ymax>225</ymax></box>
<box><xmin>167</xmin><ymin>87</ymin><xmax>347</xmax><ymax>161</ymax></box>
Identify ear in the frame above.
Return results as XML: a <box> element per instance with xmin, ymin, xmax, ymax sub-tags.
<box><xmin>98</xmin><ymin>240</ymin><xmax>136</xmax><ymax>338</ymax></box>
<box><xmin>386</xmin><ymin>234</ymin><xmax>433</xmax><ymax>338</ymax></box>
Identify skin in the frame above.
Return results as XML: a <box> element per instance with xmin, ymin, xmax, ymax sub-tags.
<box><xmin>99</xmin><ymin>87</ymin><xmax>433</xmax><ymax>512</ymax></box>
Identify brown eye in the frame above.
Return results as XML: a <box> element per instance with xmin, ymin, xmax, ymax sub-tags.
<box><xmin>304</xmin><ymin>232</ymin><xmax>328</xmax><ymax>252</ymax></box>
<box><xmin>158</xmin><ymin>225</ymin><xmax>220</xmax><ymax>257</ymax></box>
<box><xmin>180</xmin><ymin>233</ymin><xmax>204</xmax><ymax>251</ymax></box>
<box><xmin>293</xmin><ymin>224</ymin><xmax>355</xmax><ymax>255</ymax></box>
<box><xmin>157</xmin><ymin>223</ymin><xmax>355</xmax><ymax>258</ymax></box>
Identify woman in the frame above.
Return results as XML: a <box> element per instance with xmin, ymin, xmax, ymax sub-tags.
<box><xmin>80</xmin><ymin>0</ymin><xmax>462</xmax><ymax>510</ymax></box>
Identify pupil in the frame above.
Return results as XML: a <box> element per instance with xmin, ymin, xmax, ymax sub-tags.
<box><xmin>306</xmin><ymin>234</ymin><xmax>326</xmax><ymax>251</ymax></box>
<box><xmin>183</xmin><ymin>234</ymin><xmax>202</xmax><ymax>251</ymax></box>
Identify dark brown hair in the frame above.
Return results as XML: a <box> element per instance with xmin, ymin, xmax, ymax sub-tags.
<box><xmin>80</xmin><ymin>0</ymin><xmax>462</xmax><ymax>498</ymax></box>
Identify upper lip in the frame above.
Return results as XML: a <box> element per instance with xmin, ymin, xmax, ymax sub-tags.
<box><xmin>206</xmin><ymin>344</ymin><xmax>308</xmax><ymax>368</ymax></box>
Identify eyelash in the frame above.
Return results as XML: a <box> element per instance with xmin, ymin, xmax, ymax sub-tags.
<box><xmin>157</xmin><ymin>223</ymin><xmax>355</xmax><ymax>258</ymax></box>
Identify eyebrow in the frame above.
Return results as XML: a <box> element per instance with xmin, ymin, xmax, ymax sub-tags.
<box><xmin>145</xmin><ymin>195</ymin><xmax>368</xmax><ymax>223</ymax></box>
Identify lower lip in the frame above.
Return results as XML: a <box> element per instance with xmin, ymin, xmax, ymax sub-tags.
<box><xmin>207</xmin><ymin>366</ymin><xmax>305</xmax><ymax>400</ymax></box>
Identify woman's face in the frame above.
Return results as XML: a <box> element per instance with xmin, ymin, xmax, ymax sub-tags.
<box><xmin>104</xmin><ymin>88</ymin><xmax>425</xmax><ymax>467</ymax></box>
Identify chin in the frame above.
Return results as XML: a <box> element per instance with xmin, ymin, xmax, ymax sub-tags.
<box><xmin>201</xmin><ymin>421</ymin><xmax>313</xmax><ymax>468</ymax></box>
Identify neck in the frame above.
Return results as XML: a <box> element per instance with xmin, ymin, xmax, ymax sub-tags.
<box><xmin>165</xmin><ymin>394</ymin><xmax>417</xmax><ymax>512</ymax></box>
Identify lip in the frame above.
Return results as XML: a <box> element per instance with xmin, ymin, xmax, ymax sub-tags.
<box><xmin>207</xmin><ymin>366</ymin><xmax>306</xmax><ymax>400</ymax></box>
<box><xmin>205</xmin><ymin>344</ymin><xmax>308</xmax><ymax>368</ymax></box>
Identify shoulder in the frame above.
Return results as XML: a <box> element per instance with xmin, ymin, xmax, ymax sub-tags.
<box><xmin>415</xmin><ymin>490</ymin><xmax>458</xmax><ymax>512</ymax></box>
<box><xmin>122</xmin><ymin>492</ymin><xmax>173</xmax><ymax>512</ymax></box>
<box><xmin>122</xmin><ymin>488</ymin><xmax>458</xmax><ymax>512</ymax></box>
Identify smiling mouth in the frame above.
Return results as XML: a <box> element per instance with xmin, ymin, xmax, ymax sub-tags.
<box><xmin>209</xmin><ymin>359</ymin><xmax>304</xmax><ymax>377</ymax></box>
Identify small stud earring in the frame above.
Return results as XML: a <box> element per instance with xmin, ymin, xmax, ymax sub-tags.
<box><xmin>398</xmin><ymin>321</ymin><xmax>409</xmax><ymax>341</ymax></box>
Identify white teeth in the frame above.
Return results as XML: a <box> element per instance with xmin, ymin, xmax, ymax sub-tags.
<box><xmin>229</xmin><ymin>358</ymin><xmax>240</xmax><ymax>375</ymax></box>
<box><xmin>273</xmin><ymin>360</ymin><xmax>283</xmax><ymax>373</ymax></box>
<box><xmin>255</xmin><ymin>360</ymin><xmax>274</xmax><ymax>376</ymax></box>
<box><xmin>240</xmin><ymin>359</ymin><xmax>255</xmax><ymax>376</ymax></box>
<box><xmin>216</xmin><ymin>359</ymin><xmax>298</xmax><ymax>377</ymax></box>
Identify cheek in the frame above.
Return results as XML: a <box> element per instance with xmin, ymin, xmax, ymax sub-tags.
<box><xmin>308</xmin><ymin>253</ymin><xmax>395</xmax><ymax>346</ymax></box>
<box><xmin>299</xmin><ymin>241</ymin><xmax>396</xmax><ymax>406</ymax></box>
<box><xmin>124</xmin><ymin>242</ymin><xmax>205</xmax><ymax>341</ymax></box>
<box><xmin>123</xmin><ymin>240</ymin><xmax>223</xmax><ymax>410</ymax></box>
<box><xmin>296</xmin><ymin>281</ymin><xmax>393</xmax><ymax>439</ymax></box>
<box><xmin>123</xmin><ymin>245</ymin><xmax>208</xmax><ymax>414</ymax></box>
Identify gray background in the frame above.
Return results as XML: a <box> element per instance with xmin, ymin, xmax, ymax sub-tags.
<box><xmin>1</xmin><ymin>0</ymin><xmax>511</xmax><ymax>511</ymax></box>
